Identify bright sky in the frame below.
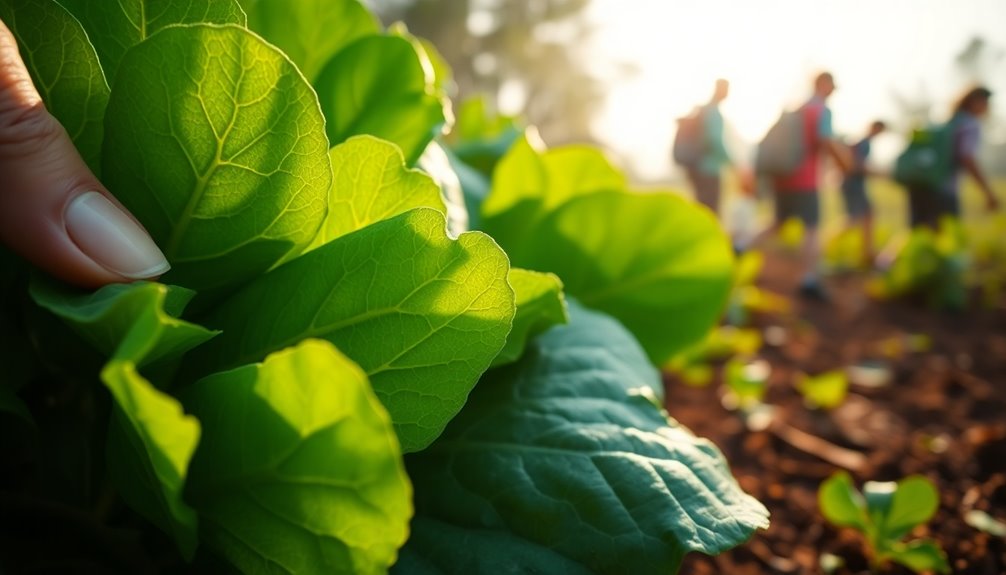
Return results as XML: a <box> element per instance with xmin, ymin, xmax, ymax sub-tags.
<box><xmin>583</xmin><ymin>0</ymin><xmax>1006</xmax><ymax>181</ymax></box>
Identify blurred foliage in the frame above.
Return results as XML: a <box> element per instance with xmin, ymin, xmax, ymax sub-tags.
<box><xmin>368</xmin><ymin>0</ymin><xmax>606</xmax><ymax>146</ymax></box>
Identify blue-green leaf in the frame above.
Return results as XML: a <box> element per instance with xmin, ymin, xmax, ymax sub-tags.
<box><xmin>405</xmin><ymin>302</ymin><xmax>768</xmax><ymax>574</ymax></box>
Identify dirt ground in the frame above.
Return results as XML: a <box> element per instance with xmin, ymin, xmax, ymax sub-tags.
<box><xmin>665</xmin><ymin>248</ymin><xmax>1006</xmax><ymax>575</ymax></box>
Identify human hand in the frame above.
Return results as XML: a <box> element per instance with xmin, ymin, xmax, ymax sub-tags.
<box><xmin>0</xmin><ymin>18</ymin><xmax>167</xmax><ymax>288</ymax></box>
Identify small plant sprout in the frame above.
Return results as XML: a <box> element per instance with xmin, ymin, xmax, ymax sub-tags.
<box><xmin>796</xmin><ymin>370</ymin><xmax>849</xmax><ymax>409</ymax></box>
<box><xmin>819</xmin><ymin>472</ymin><xmax>950</xmax><ymax>574</ymax></box>
<box><xmin>722</xmin><ymin>357</ymin><xmax>771</xmax><ymax>410</ymax></box>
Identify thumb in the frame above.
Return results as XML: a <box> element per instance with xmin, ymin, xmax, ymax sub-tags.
<box><xmin>0</xmin><ymin>18</ymin><xmax>168</xmax><ymax>288</ymax></box>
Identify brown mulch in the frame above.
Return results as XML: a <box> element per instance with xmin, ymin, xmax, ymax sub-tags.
<box><xmin>666</xmin><ymin>250</ymin><xmax>1006</xmax><ymax>575</ymax></box>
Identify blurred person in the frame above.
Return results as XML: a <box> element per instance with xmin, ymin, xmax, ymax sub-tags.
<box><xmin>907</xmin><ymin>86</ymin><xmax>1000</xmax><ymax>229</ymax></box>
<box><xmin>0</xmin><ymin>17</ymin><xmax>168</xmax><ymax>288</ymax></box>
<box><xmin>675</xmin><ymin>79</ymin><xmax>750</xmax><ymax>215</ymax></box>
<box><xmin>750</xmin><ymin>71</ymin><xmax>853</xmax><ymax>301</ymax></box>
<box><xmin>840</xmin><ymin>120</ymin><xmax>887</xmax><ymax>266</ymax></box>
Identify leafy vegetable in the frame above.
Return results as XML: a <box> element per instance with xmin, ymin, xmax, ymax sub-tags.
<box><xmin>183</xmin><ymin>339</ymin><xmax>411</xmax><ymax>575</ymax></box>
<box><xmin>240</xmin><ymin>0</ymin><xmax>378</xmax><ymax>82</ymax></box>
<box><xmin>820</xmin><ymin>472</ymin><xmax>949</xmax><ymax>574</ymax></box>
<box><xmin>313</xmin><ymin>135</ymin><xmax>445</xmax><ymax>247</ymax></box>
<box><xmin>491</xmin><ymin>268</ymin><xmax>567</xmax><ymax>368</ymax></box>
<box><xmin>30</xmin><ymin>277</ymin><xmax>217</xmax><ymax>367</ymax></box>
<box><xmin>314</xmin><ymin>34</ymin><xmax>448</xmax><ymax>165</ymax></box>
<box><xmin>403</xmin><ymin>302</ymin><xmax>769</xmax><ymax>574</ymax></box>
<box><xmin>189</xmin><ymin>209</ymin><xmax>515</xmax><ymax>452</ymax></box>
<box><xmin>59</xmin><ymin>0</ymin><xmax>245</xmax><ymax>82</ymax></box>
<box><xmin>102</xmin><ymin>24</ymin><xmax>332</xmax><ymax>294</ymax></box>
<box><xmin>0</xmin><ymin>0</ymin><xmax>109</xmax><ymax>173</ymax></box>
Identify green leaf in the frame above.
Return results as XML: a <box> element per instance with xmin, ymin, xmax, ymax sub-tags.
<box><xmin>405</xmin><ymin>301</ymin><xmax>769</xmax><ymax>574</ymax></box>
<box><xmin>312</xmin><ymin>135</ymin><xmax>445</xmax><ymax>247</ymax></box>
<box><xmin>241</xmin><ymin>0</ymin><xmax>379</xmax><ymax>82</ymax></box>
<box><xmin>509</xmin><ymin>191</ymin><xmax>735</xmax><ymax>363</ymax></box>
<box><xmin>29</xmin><ymin>276</ymin><xmax>217</xmax><ymax>367</ymax></box>
<box><xmin>102</xmin><ymin>24</ymin><xmax>332</xmax><ymax>294</ymax></box>
<box><xmin>0</xmin><ymin>0</ymin><xmax>109</xmax><ymax>173</ymax></box>
<box><xmin>875</xmin><ymin>475</ymin><xmax>940</xmax><ymax>541</ymax></box>
<box><xmin>885</xmin><ymin>539</ymin><xmax>950</xmax><ymax>574</ymax></box>
<box><xmin>102</xmin><ymin>359</ymin><xmax>201</xmax><ymax>559</ymax></box>
<box><xmin>395</xmin><ymin>517</ymin><xmax>593</xmax><ymax>575</ymax></box>
<box><xmin>491</xmin><ymin>269</ymin><xmax>567</xmax><ymax>368</ymax></box>
<box><xmin>315</xmin><ymin>34</ymin><xmax>447</xmax><ymax>165</ymax></box>
<box><xmin>481</xmin><ymin>134</ymin><xmax>624</xmax><ymax>260</ymax></box>
<box><xmin>188</xmin><ymin>208</ymin><xmax>515</xmax><ymax>452</ymax></box>
<box><xmin>182</xmin><ymin>339</ymin><xmax>411</xmax><ymax>575</ymax></box>
<box><xmin>59</xmin><ymin>0</ymin><xmax>245</xmax><ymax>82</ymax></box>
<box><xmin>796</xmin><ymin>370</ymin><xmax>848</xmax><ymax>410</ymax></box>
<box><xmin>819</xmin><ymin>472</ymin><xmax>869</xmax><ymax>532</ymax></box>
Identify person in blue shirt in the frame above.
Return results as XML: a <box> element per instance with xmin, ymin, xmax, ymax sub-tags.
<box><xmin>908</xmin><ymin>86</ymin><xmax>1000</xmax><ymax>228</ymax></box>
<box><xmin>685</xmin><ymin>79</ymin><xmax>745</xmax><ymax>215</ymax></box>
<box><xmin>840</xmin><ymin>120</ymin><xmax>886</xmax><ymax>266</ymax></box>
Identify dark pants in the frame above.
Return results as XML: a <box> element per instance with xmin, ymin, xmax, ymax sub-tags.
<box><xmin>774</xmin><ymin>189</ymin><xmax>820</xmax><ymax>228</ymax></box>
<box><xmin>907</xmin><ymin>185</ymin><xmax>959</xmax><ymax>229</ymax></box>
<box><xmin>686</xmin><ymin>168</ymin><xmax>721</xmax><ymax>214</ymax></box>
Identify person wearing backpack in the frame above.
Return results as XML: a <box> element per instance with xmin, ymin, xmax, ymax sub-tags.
<box><xmin>751</xmin><ymin>72</ymin><xmax>853</xmax><ymax>301</ymax></box>
<box><xmin>840</xmin><ymin>120</ymin><xmax>887</xmax><ymax>266</ymax></box>
<box><xmin>674</xmin><ymin>79</ymin><xmax>743</xmax><ymax>214</ymax></box>
<box><xmin>903</xmin><ymin>86</ymin><xmax>999</xmax><ymax>229</ymax></box>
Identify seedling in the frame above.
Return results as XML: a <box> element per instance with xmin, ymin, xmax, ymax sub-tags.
<box><xmin>796</xmin><ymin>370</ymin><xmax>848</xmax><ymax>409</ymax></box>
<box><xmin>819</xmin><ymin>472</ymin><xmax>950</xmax><ymax>574</ymax></box>
<box><xmin>723</xmin><ymin>357</ymin><xmax>771</xmax><ymax>410</ymax></box>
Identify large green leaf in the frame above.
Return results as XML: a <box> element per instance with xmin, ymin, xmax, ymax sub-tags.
<box><xmin>97</xmin><ymin>281</ymin><xmax>204</xmax><ymax>559</ymax></box>
<box><xmin>58</xmin><ymin>0</ymin><xmax>245</xmax><ymax>82</ymax></box>
<box><xmin>102</xmin><ymin>24</ymin><xmax>331</xmax><ymax>294</ymax></box>
<box><xmin>0</xmin><ymin>0</ymin><xmax>109</xmax><ymax>173</ymax></box>
<box><xmin>819</xmin><ymin>472</ymin><xmax>869</xmax><ymax>532</ymax></box>
<box><xmin>29</xmin><ymin>277</ymin><xmax>214</xmax><ymax>366</ymax></box>
<box><xmin>29</xmin><ymin>276</ymin><xmax>217</xmax><ymax>367</ymax></box>
<box><xmin>491</xmin><ymin>269</ymin><xmax>567</xmax><ymax>368</ymax></box>
<box><xmin>315</xmin><ymin>34</ymin><xmax>447</xmax><ymax>165</ymax></box>
<box><xmin>188</xmin><ymin>208</ymin><xmax>515</xmax><ymax>452</ymax></box>
<box><xmin>395</xmin><ymin>517</ymin><xmax>593</xmax><ymax>575</ymax></box>
<box><xmin>241</xmin><ymin>0</ymin><xmax>378</xmax><ymax>82</ymax></box>
<box><xmin>182</xmin><ymin>339</ymin><xmax>411</xmax><ymax>575</ymax></box>
<box><xmin>512</xmin><ymin>191</ymin><xmax>734</xmax><ymax>363</ymax></box>
<box><xmin>312</xmin><ymin>135</ymin><xmax>445</xmax><ymax>247</ymax></box>
<box><xmin>102</xmin><ymin>360</ymin><xmax>201</xmax><ymax>559</ymax></box>
<box><xmin>405</xmin><ymin>302</ymin><xmax>769</xmax><ymax>574</ymax></box>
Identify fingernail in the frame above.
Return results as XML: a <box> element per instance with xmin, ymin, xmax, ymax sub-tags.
<box><xmin>65</xmin><ymin>191</ymin><xmax>170</xmax><ymax>279</ymax></box>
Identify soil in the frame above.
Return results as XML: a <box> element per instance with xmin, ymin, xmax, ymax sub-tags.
<box><xmin>666</xmin><ymin>248</ymin><xmax>1006</xmax><ymax>575</ymax></box>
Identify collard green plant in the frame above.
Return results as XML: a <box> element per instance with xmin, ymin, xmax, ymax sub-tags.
<box><xmin>0</xmin><ymin>0</ymin><xmax>766</xmax><ymax>573</ymax></box>
<box><xmin>820</xmin><ymin>472</ymin><xmax>950</xmax><ymax>574</ymax></box>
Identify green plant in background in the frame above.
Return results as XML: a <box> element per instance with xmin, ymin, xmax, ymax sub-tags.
<box><xmin>0</xmin><ymin>0</ymin><xmax>767</xmax><ymax>573</ymax></box>
<box><xmin>819</xmin><ymin>472</ymin><xmax>950</xmax><ymax>574</ymax></box>
<box><xmin>723</xmin><ymin>357</ymin><xmax>771</xmax><ymax>410</ymax></box>
<box><xmin>796</xmin><ymin>370</ymin><xmax>849</xmax><ymax>410</ymax></box>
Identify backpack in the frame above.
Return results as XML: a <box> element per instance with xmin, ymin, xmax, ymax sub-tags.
<box><xmin>754</xmin><ymin>108</ymin><xmax>807</xmax><ymax>176</ymax></box>
<box><xmin>672</xmin><ymin>107</ymin><xmax>706</xmax><ymax>167</ymax></box>
<box><xmin>892</xmin><ymin>121</ymin><xmax>956</xmax><ymax>190</ymax></box>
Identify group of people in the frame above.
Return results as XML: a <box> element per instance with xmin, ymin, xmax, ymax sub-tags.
<box><xmin>677</xmin><ymin>73</ymin><xmax>1000</xmax><ymax>301</ymax></box>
